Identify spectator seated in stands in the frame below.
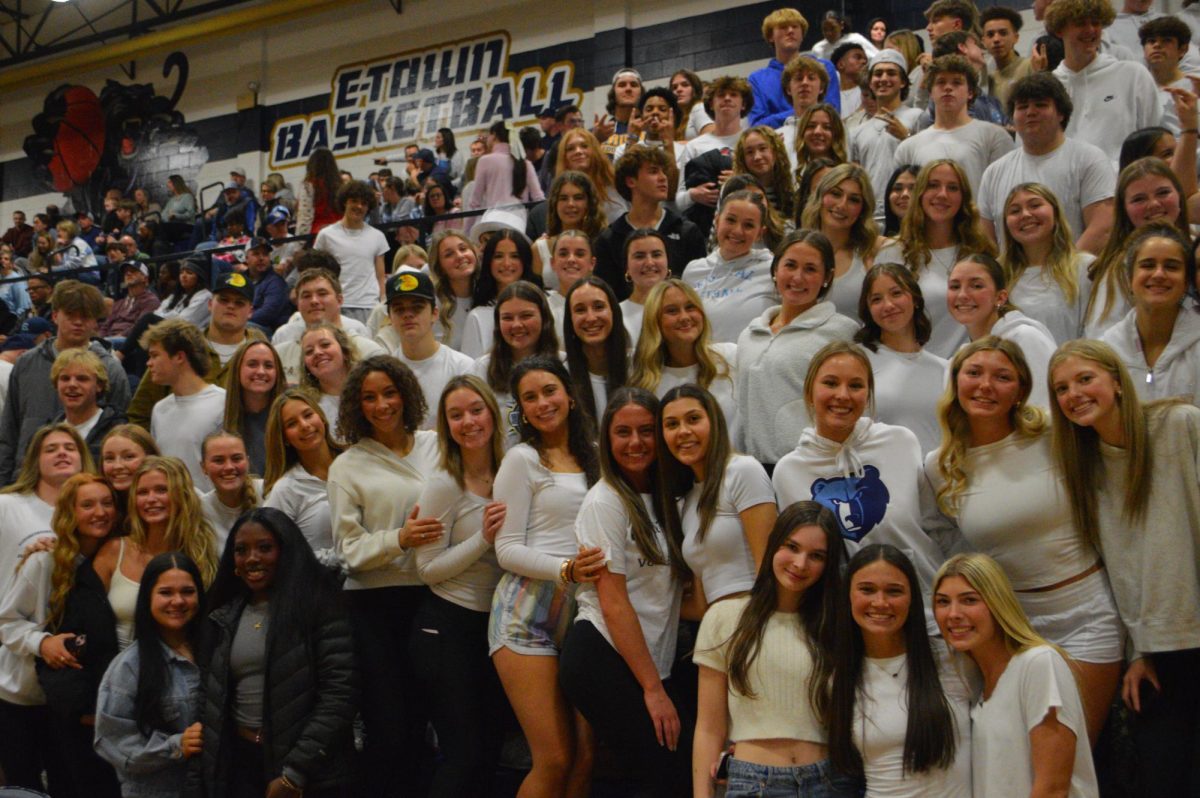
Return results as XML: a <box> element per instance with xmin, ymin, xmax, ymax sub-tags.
<box><xmin>98</xmin><ymin>262</ymin><xmax>161</xmax><ymax>343</ymax></box>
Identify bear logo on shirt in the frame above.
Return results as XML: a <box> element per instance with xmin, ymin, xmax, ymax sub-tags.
<box><xmin>809</xmin><ymin>465</ymin><xmax>890</xmax><ymax>542</ymax></box>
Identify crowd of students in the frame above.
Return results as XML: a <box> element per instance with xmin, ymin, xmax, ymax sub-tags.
<box><xmin>0</xmin><ymin>0</ymin><xmax>1199</xmax><ymax>797</ymax></box>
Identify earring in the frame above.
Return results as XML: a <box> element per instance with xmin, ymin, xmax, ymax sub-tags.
<box><xmin>625</xmin><ymin>273</ymin><xmax>633</xmax><ymax>284</ymax></box>
<box><xmin>521</xmin><ymin>414</ymin><xmax>529</xmax><ymax>425</ymax></box>
<box><xmin>569</xmin><ymin>399</ymin><xmax>576</xmax><ymax>410</ymax></box>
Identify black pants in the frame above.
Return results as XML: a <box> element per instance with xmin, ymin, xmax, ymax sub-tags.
<box><xmin>0</xmin><ymin>700</ymin><xmax>72</xmax><ymax>796</ymax></box>
<box><xmin>49</xmin><ymin>713</ymin><xmax>120</xmax><ymax>798</ymax></box>
<box><xmin>1135</xmin><ymin>647</ymin><xmax>1200</xmax><ymax>797</ymax></box>
<box><xmin>559</xmin><ymin>620</ymin><xmax>693</xmax><ymax>797</ymax></box>
<box><xmin>348</xmin><ymin>585</ymin><xmax>431</xmax><ymax>798</ymax></box>
<box><xmin>409</xmin><ymin>592</ymin><xmax>507</xmax><ymax>798</ymax></box>
<box><xmin>230</xmin><ymin>736</ymin><xmax>347</xmax><ymax>798</ymax></box>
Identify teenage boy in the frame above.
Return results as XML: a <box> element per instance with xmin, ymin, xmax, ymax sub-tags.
<box><xmin>600</xmin><ymin>69</ymin><xmax>645</xmax><ymax>160</ymax></box>
<box><xmin>595</xmin><ymin>146</ymin><xmax>707</xmax><ymax>300</ymax></box>
<box><xmin>676</xmin><ymin>76</ymin><xmax>753</xmax><ymax>213</ymax></box>
<box><xmin>276</xmin><ymin>269</ymin><xmax>384</xmax><ymax>384</ymax></box>
<box><xmin>1141</xmin><ymin>16</ymin><xmax>1199</xmax><ymax>133</ymax></box>
<box><xmin>978</xmin><ymin>74</ymin><xmax>1115</xmax><ymax>254</ymax></box>
<box><xmin>748</xmin><ymin>8</ymin><xmax>840</xmax><ymax>127</ymax></box>
<box><xmin>385</xmin><ymin>270</ymin><xmax>473</xmax><ymax>429</ymax></box>
<box><xmin>1049</xmin><ymin>0</ymin><xmax>1161</xmax><ymax>165</ymax></box>
<box><xmin>832</xmin><ymin>42</ymin><xmax>869</xmax><ymax>118</ymax></box>
<box><xmin>776</xmin><ymin>56</ymin><xmax>832</xmax><ymax>167</ymax></box>
<box><xmin>893</xmin><ymin>55</ymin><xmax>1016</xmax><ymax>191</ymax></box>
<box><xmin>982</xmin><ymin>6</ymin><xmax>1033</xmax><ymax>107</ymax></box>
<box><xmin>849</xmin><ymin>50</ymin><xmax>925</xmax><ymax>220</ymax></box>
<box><xmin>0</xmin><ymin>280</ymin><xmax>130</xmax><ymax>481</ymax></box>
<box><xmin>143</xmin><ymin>318</ymin><xmax>226</xmax><ymax>489</ymax></box>
<box><xmin>313</xmin><ymin>180</ymin><xmax>388</xmax><ymax>323</ymax></box>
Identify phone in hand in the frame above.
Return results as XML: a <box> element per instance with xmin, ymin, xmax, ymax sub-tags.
<box><xmin>64</xmin><ymin>634</ymin><xmax>87</xmax><ymax>656</ymax></box>
<box><xmin>715</xmin><ymin>749</ymin><xmax>731</xmax><ymax>781</ymax></box>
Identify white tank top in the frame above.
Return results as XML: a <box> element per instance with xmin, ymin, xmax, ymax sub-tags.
<box><xmin>107</xmin><ymin>539</ymin><xmax>140</xmax><ymax>651</ymax></box>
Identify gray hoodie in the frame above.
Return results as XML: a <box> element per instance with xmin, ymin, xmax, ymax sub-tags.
<box><xmin>1103</xmin><ymin>305</ymin><xmax>1200</xmax><ymax>405</ymax></box>
<box><xmin>0</xmin><ymin>338</ymin><xmax>130</xmax><ymax>481</ymax></box>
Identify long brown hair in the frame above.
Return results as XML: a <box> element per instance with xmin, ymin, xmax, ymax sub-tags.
<box><xmin>897</xmin><ymin>159</ymin><xmax>995</xmax><ymax>274</ymax></box>
<box><xmin>263</xmin><ymin>387</ymin><xmax>342</xmax><ymax>494</ymax></box>
<box><xmin>223</xmin><ymin>340</ymin><xmax>284</xmax><ymax>442</ymax></box>
<box><xmin>434</xmin><ymin>375</ymin><xmax>505</xmax><ymax>490</ymax></box>
<box><xmin>3</xmin><ymin>423</ymin><xmax>93</xmax><ymax>496</ymax></box>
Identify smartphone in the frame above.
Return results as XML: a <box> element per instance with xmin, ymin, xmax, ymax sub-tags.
<box><xmin>715</xmin><ymin>749</ymin><xmax>731</xmax><ymax>781</ymax></box>
<box><xmin>64</xmin><ymin>634</ymin><xmax>87</xmax><ymax>656</ymax></box>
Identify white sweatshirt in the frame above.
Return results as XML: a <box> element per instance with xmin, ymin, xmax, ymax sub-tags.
<box><xmin>682</xmin><ymin>248</ymin><xmax>777</xmax><ymax>344</ymax></box>
<box><xmin>0</xmin><ymin>550</ymin><xmax>53</xmax><ymax>704</ymax></box>
<box><xmin>0</xmin><ymin>492</ymin><xmax>54</xmax><ymax>600</ymax></box>
<box><xmin>1053</xmin><ymin>53</ymin><xmax>1162</xmax><ymax>167</ymax></box>
<box><xmin>1102</xmin><ymin>306</ymin><xmax>1200</xmax><ymax>405</ymax></box>
<box><xmin>866</xmin><ymin>345</ymin><xmax>949</xmax><ymax>456</ymax></box>
<box><xmin>735</xmin><ymin>302</ymin><xmax>859</xmax><ymax>464</ymax></box>
<box><xmin>987</xmin><ymin>311</ymin><xmax>1058</xmax><ymax>409</ymax></box>
<box><xmin>327</xmin><ymin>431</ymin><xmax>439</xmax><ymax>590</ymax></box>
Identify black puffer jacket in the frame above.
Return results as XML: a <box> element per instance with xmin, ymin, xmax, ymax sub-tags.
<box><xmin>189</xmin><ymin>595</ymin><xmax>358</xmax><ymax>796</ymax></box>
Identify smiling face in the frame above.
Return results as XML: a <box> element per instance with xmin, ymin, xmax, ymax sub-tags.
<box><xmin>609</xmin><ymin>402</ymin><xmax>657</xmax><ymax>483</ymax></box>
<box><xmin>56</xmin><ymin>364</ymin><xmax>101</xmax><ymax>415</ymax></box>
<box><xmin>1061</xmin><ymin>17</ymin><xmax>1104</xmax><ymax>61</ymax></box>
<box><xmin>867</xmin><ymin>274</ymin><xmax>917</xmax><ymax>337</ymax></box>
<box><xmin>516</xmin><ymin>369</ymin><xmax>570</xmax><ymax>436</ymax></box>
<box><xmin>202</xmin><ymin>436</ymin><xmax>249</xmax><ymax>494</ymax></box>
<box><xmin>1004</xmin><ymin>190</ymin><xmax>1056</xmax><ymax>250</ymax></box>
<box><xmin>741</xmin><ymin>132</ymin><xmax>775</xmax><ymax>179</ymax></box>
<box><xmin>498</xmin><ymin>297</ymin><xmax>543</xmax><ymax>356</ymax></box>
<box><xmin>490</xmin><ymin>239</ymin><xmax>525</xmax><ymax>290</ymax></box>
<box><xmin>956</xmin><ymin>349</ymin><xmax>1022</xmax><ymax>425</ymax></box>
<box><xmin>444</xmin><ymin>387</ymin><xmax>495</xmax><ymax>452</ymax></box>
<box><xmin>715</xmin><ymin>199</ymin><xmax>763</xmax><ymax>260</ymax></box>
<box><xmin>570</xmin><ymin>284</ymin><xmax>614</xmax><ymax>348</ymax></box>
<box><xmin>920</xmin><ymin>165</ymin><xmax>964</xmax><ymax>226</ymax></box>
<box><xmin>773</xmin><ymin>524</ymin><xmax>829</xmax><ymax>597</ymax></box>
<box><xmin>820</xmin><ymin>178</ymin><xmax>866</xmax><ymax>234</ymax></box>
<box><xmin>297</xmin><ymin>277</ymin><xmax>342</xmax><ymax>325</ymax></box>
<box><xmin>551</xmin><ymin>234</ymin><xmax>595</xmax><ymax>294</ymax></box>
<box><xmin>74</xmin><ymin>481</ymin><xmax>116</xmax><ymax>541</ymax></box>
<box><xmin>39</xmin><ymin>431</ymin><xmax>82</xmax><ymax>487</ymax></box>
<box><xmin>239</xmin><ymin>343</ymin><xmax>278</xmax><ymax>399</ymax></box>
<box><xmin>802</xmin><ymin>110</ymin><xmax>834</xmax><ymax>155</ymax></box>
<box><xmin>134</xmin><ymin>469</ymin><xmax>172</xmax><ymax>527</ymax></box>
<box><xmin>947</xmin><ymin>260</ymin><xmax>1004</xmax><ymax>330</ymax></box>
<box><xmin>658</xmin><ymin>286</ymin><xmax>705</xmax><ymax>350</ymax></box>
<box><xmin>302</xmin><ymin>329</ymin><xmax>346</xmax><ymax>386</ymax></box>
<box><xmin>869</xmin><ymin>64</ymin><xmax>904</xmax><ymax>103</ymax></box>
<box><xmin>233</xmin><ymin>521</ymin><xmax>280</xmax><ymax>598</ymax></box>
<box><xmin>661</xmin><ymin>397</ymin><xmax>711</xmax><ymax>475</ymax></box>
<box><xmin>281</xmin><ymin>399</ymin><xmax>327</xmax><ymax>454</ymax></box>
<box><xmin>342</xmin><ymin>195</ymin><xmax>369</xmax><ymax>226</ymax></box>
<box><xmin>625</xmin><ymin>237</ymin><xmax>669</xmax><ymax>292</ymax></box>
<box><xmin>850</xmin><ymin>559</ymin><xmax>911</xmax><ymax>641</ymax></box>
<box><xmin>102</xmin><ymin>436</ymin><xmax>148</xmax><ymax>492</ymax></box>
<box><xmin>809</xmin><ymin>353</ymin><xmax>870</xmax><ymax>441</ymax></box>
<box><xmin>1124</xmin><ymin>174</ymin><xmax>1181</xmax><ymax>228</ymax></box>
<box><xmin>888</xmin><ymin>171</ymin><xmax>916</xmax><ymax>219</ymax></box>
<box><xmin>1130</xmin><ymin>235</ymin><xmax>1188</xmax><ymax>311</ymax></box>
<box><xmin>555</xmin><ymin>182</ymin><xmax>588</xmax><ymax>227</ymax></box>
<box><xmin>437</xmin><ymin>236</ymin><xmax>478</xmax><ymax>284</ymax></box>
<box><xmin>564</xmin><ymin>135</ymin><xmax>592</xmax><ymax>172</ymax></box>
<box><xmin>150</xmin><ymin>568</ymin><xmax>199</xmax><ymax>636</ymax></box>
<box><xmin>360</xmin><ymin>370</ymin><xmax>404</xmax><ymax>437</ymax></box>
<box><xmin>774</xmin><ymin>241</ymin><xmax>827</xmax><ymax>312</ymax></box>
<box><xmin>934</xmin><ymin>574</ymin><xmax>997</xmax><ymax>654</ymax></box>
<box><xmin>1052</xmin><ymin>355</ymin><xmax>1122</xmax><ymax>433</ymax></box>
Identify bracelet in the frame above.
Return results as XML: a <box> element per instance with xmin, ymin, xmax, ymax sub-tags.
<box><xmin>279</xmin><ymin>774</ymin><xmax>302</xmax><ymax>793</ymax></box>
<box><xmin>559</xmin><ymin>559</ymin><xmax>571</xmax><ymax>585</ymax></box>
<box><xmin>1183</xmin><ymin>128</ymin><xmax>1199</xmax><ymax>136</ymax></box>
<box><xmin>568</xmin><ymin>559</ymin><xmax>577</xmax><ymax>584</ymax></box>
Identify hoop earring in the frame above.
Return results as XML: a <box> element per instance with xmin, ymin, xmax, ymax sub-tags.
<box><xmin>521</xmin><ymin>414</ymin><xmax>529</xmax><ymax>425</ymax></box>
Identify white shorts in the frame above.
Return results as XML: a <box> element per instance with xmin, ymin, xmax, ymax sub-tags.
<box><xmin>1017</xmin><ymin>568</ymin><xmax>1124</xmax><ymax>664</ymax></box>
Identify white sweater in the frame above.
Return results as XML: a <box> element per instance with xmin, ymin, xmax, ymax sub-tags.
<box><xmin>414</xmin><ymin>469</ymin><xmax>502</xmax><ymax>613</ymax></box>
<box><xmin>0</xmin><ymin>492</ymin><xmax>54</xmax><ymax>599</ymax></box>
<box><xmin>0</xmin><ymin>550</ymin><xmax>53</xmax><ymax>704</ymax></box>
<box><xmin>1053</xmin><ymin>53</ymin><xmax>1162</xmax><ymax>167</ymax></box>
<box><xmin>1103</xmin><ymin>306</ymin><xmax>1200</xmax><ymax>405</ymax></box>
<box><xmin>327</xmin><ymin>431</ymin><xmax>439</xmax><ymax>589</ymax></box>
<box><xmin>681</xmin><ymin>249</ymin><xmax>777</xmax><ymax>344</ymax></box>
<box><xmin>735</xmin><ymin>302</ymin><xmax>859</xmax><ymax>464</ymax></box>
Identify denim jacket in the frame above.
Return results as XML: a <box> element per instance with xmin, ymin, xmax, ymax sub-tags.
<box><xmin>94</xmin><ymin>640</ymin><xmax>201</xmax><ymax>798</ymax></box>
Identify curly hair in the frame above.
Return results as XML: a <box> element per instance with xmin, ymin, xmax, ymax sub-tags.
<box><xmin>335</xmin><ymin>179</ymin><xmax>379</xmax><ymax>215</ymax></box>
<box><xmin>734</xmin><ymin>127</ymin><xmax>796</xmax><ymax>220</ymax></box>
<box><xmin>547</xmin><ymin>171</ymin><xmax>607</xmax><ymax>237</ymax></box>
<box><xmin>703</xmin><ymin>75</ymin><xmax>755</xmax><ymax>118</ymax></box>
<box><xmin>614</xmin><ymin>145</ymin><xmax>673</xmax><ymax>204</ymax></box>
<box><xmin>336</xmin><ymin>354</ymin><xmax>427</xmax><ymax>444</ymax></box>
<box><xmin>1044</xmin><ymin>0</ymin><xmax>1116</xmax><ymax>36</ymax></box>
<box><xmin>45</xmin><ymin>473</ymin><xmax>115</xmax><ymax>628</ymax></box>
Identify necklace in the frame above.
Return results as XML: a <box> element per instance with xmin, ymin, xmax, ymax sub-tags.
<box><xmin>868</xmin><ymin>653</ymin><xmax>906</xmax><ymax>678</ymax></box>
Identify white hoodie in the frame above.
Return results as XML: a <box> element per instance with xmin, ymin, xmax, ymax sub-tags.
<box><xmin>988</xmin><ymin>311</ymin><xmax>1058</xmax><ymax>409</ymax></box>
<box><xmin>1053</xmin><ymin>53</ymin><xmax>1162</xmax><ymax>167</ymax></box>
<box><xmin>1102</xmin><ymin>306</ymin><xmax>1200</xmax><ymax>405</ymax></box>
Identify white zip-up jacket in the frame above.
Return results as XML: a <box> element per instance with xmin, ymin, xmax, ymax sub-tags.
<box><xmin>1103</xmin><ymin>306</ymin><xmax>1200</xmax><ymax>405</ymax></box>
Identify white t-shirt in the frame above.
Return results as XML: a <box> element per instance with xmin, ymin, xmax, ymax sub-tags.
<box><xmin>263</xmin><ymin>464</ymin><xmax>333</xmax><ymax>558</ymax></box>
<box><xmin>840</xmin><ymin>86</ymin><xmax>863</xmax><ymax>119</ymax></box>
<box><xmin>573</xmin><ymin>483</ymin><xmax>682</xmax><ymax>679</ymax></box>
<box><xmin>849</xmin><ymin>107</ymin><xmax>927</xmax><ymax>221</ymax></box>
<box><xmin>1008</xmin><ymin>254</ymin><xmax>1095</xmax><ymax>345</ymax></box>
<box><xmin>620</xmin><ymin>299</ymin><xmax>644</xmax><ymax>347</ymax></box>
<box><xmin>682</xmin><ymin>249</ymin><xmax>777</xmax><ymax>344</ymax></box>
<box><xmin>273</xmin><ymin>314</ymin><xmax>371</xmax><ymax>345</ymax></box>
<box><xmin>209</xmin><ymin>340</ymin><xmax>241</xmax><ymax>366</ymax></box>
<box><xmin>414</xmin><ymin>469</ymin><xmax>502</xmax><ymax>613</ymax></box>
<box><xmin>460</xmin><ymin>305</ymin><xmax>495</xmax><ymax>360</ymax></box>
<box><xmin>825</xmin><ymin>252</ymin><xmax>869</xmax><ymax>321</ymax></box>
<box><xmin>654</xmin><ymin>342</ymin><xmax>739</xmax><ymax>445</ymax></box>
<box><xmin>892</xmin><ymin>120</ymin><xmax>1016</xmax><ymax>194</ymax></box>
<box><xmin>976</xmin><ymin>139</ymin><xmax>1115</xmax><ymax>244</ymax></box>
<box><xmin>71</xmin><ymin>407</ymin><xmax>103</xmax><ymax>441</ymax></box>
<box><xmin>971</xmin><ymin>646</ymin><xmax>1099</xmax><ymax>798</ymax></box>
<box><xmin>680</xmin><ymin>454</ymin><xmax>775</xmax><ymax>603</ymax></box>
<box><xmin>0</xmin><ymin>492</ymin><xmax>54</xmax><ymax>599</ymax></box>
<box><xmin>198</xmin><ymin>478</ymin><xmax>262</xmax><ymax>551</ymax></box>
<box><xmin>393</xmin><ymin>344</ymin><xmax>476</xmax><ymax>429</ymax></box>
<box><xmin>866</xmin><ymin>345</ymin><xmax>948</xmax><ymax>456</ymax></box>
<box><xmin>313</xmin><ymin>222</ymin><xmax>390</xmax><ymax>309</ymax></box>
<box><xmin>853</xmin><ymin>651</ymin><xmax>973</xmax><ymax>797</ymax></box>
<box><xmin>675</xmin><ymin>131</ymin><xmax>743</xmax><ymax>212</ymax></box>
<box><xmin>150</xmin><ymin>384</ymin><xmax>227</xmax><ymax>491</ymax></box>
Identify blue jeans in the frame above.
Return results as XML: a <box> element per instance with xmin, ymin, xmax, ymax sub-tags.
<box><xmin>726</xmin><ymin>757</ymin><xmax>863</xmax><ymax>798</ymax></box>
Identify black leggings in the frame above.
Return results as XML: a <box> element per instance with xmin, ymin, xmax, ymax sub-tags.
<box><xmin>559</xmin><ymin>620</ymin><xmax>693</xmax><ymax>797</ymax></box>
<box><xmin>409</xmin><ymin>592</ymin><xmax>508</xmax><ymax>798</ymax></box>
<box><xmin>1134</xmin><ymin>647</ymin><xmax>1200</xmax><ymax>797</ymax></box>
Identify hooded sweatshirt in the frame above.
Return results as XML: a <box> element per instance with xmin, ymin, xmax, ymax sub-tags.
<box><xmin>682</xmin><ymin>248</ymin><xmax>777</xmax><ymax>344</ymax></box>
<box><xmin>327</xmin><ymin>431</ymin><xmax>439</xmax><ymax>590</ymax></box>
<box><xmin>1102</xmin><ymin>305</ymin><xmax>1200</xmax><ymax>405</ymax></box>
<box><xmin>988</xmin><ymin>311</ymin><xmax>1058</xmax><ymax>409</ymax></box>
<box><xmin>1053</xmin><ymin>53</ymin><xmax>1162</xmax><ymax>167</ymax></box>
<box><xmin>735</xmin><ymin>302</ymin><xmax>858</xmax><ymax>464</ymax></box>
<box><xmin>772</xmin><ymin>418</ymin><xmax>953</xmax><ymax>622</ymax></box>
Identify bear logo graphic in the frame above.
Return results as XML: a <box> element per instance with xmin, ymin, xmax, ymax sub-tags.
<box><xmin>809</xmin><ymin>465</ymin><xmax>890</xmax><ymax>542</ymax></box>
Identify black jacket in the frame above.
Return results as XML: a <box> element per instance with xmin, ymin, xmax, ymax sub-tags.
<box><xmin>36</xmin><ymin>558</ymin><xmax>119</xmax><ymax>722</ymax></box>
<box><xmin>188</xmin><ymin>594</ymin><xmax>358</xmax><ymax>796</ymax></box>
<box><xmin>53</xmin><ymin>404</ymin><xmax>128</xmax><ymax>466</ymax></box>
<box><xmin>593</xmin><ymin>206</ymin><xmax>708</xmax><ymax>300</ymax></box>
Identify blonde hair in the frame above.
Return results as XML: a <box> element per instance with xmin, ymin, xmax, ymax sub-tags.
<box><xmin>50</xmin><ymin>347</ymin><xmax>108</xmax><ymax>394</ymax></box>
<box><xmin>933</xmin><ymin>337</ymin><xmax>1046</xmax><ymax>515</ymax></box>
<box><xmin>630</xmin><ymin>279</ymin><xmax>731</xmax><ymax>393</ymax></box>
<box><xmin>998</xmin><ymin>183</ymin><xmax>1081</xmax><ymax>305</ymax></box>
<box><xmin>762</xmin><ymin>7</ymin><xmax>809</xmax><ymax>41</ymax></box>
<box><xmin>45</xmin><ymin>473</ymin><xmax>115</xmax><ymax>628</ymax></box>
<box><xmin>802</xmin><ymin>341</ymin><xmax>876</xmax><ymax>419</ymax></box>
<box><xmin>3</xmin><ymin>423</ymin><xmax>93</xmax><ymax>496</ymax></box>
<box><xmin>435</xmin><ymin>375</ymin><xmax>505</xmax><ymax>489</ymax></box>
<box><xmin>299</xmin><ymin>322</ymin><xmax>359</xmax><ymax>392</ymax></box>
<box><xmin>262</xmin><ymin>387</ymin><xmax>341</xmax><ymax>494</ymax></box>
<box><xmin>127</xmin><ymin>456</ymin><xmax>218</xmax><ymax>585</ymax></box>
<box><xmin>200</xmin><ymin>430</ymin><xmax>259</xmax><ymax>513</ymax></box>
<box><xmin>898</xmin><ymin>159</ymin><xmax>996</xmax><ymax>274</ymax></box>
<box><xmin>793</xmin><ymin>103</ymin><xmax>848</xmax><ymax>172</ymax></box>
<box><xmin>734</xmin><ymin>127</ymin><xmax>796</xmax><ymax>220</ymax></box>
<box><xmin>428</xmin><ymin>230</ymin><xmax>477</xmax><ymax>343</ymax></box>
<box><xmin>800</xmin><ymin>163</ymin><xmax>880</xmax><ymax>260</ymax></box>
<box><xmin>392</xmin><ymin>244</ymin><xmax>428</xmax><ymax>272</ymax></box>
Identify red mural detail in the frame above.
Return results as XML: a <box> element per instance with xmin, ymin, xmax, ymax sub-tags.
<box><xmin>46</xmin><ymin>86</ymin><xmax>106</xmax><ymax>192</ymax></box>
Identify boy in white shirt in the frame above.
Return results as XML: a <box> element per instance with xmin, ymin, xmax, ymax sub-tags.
<box><xmin>850</xmin><ymin>50</ymin><xmax>926</xmax><ymax>220</ymax></box>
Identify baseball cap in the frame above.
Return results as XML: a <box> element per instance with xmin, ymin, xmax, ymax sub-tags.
<box><xmin>1</xmin><ymin>334</ymin><xmax>36</xmax><ymax>353</ymax></box>
<box><xmin>869</xmin><ymin>49</ymin><xmax>909</xmax><ymax>73</ymax></box>
<box><xmin>17</xmin><ymin>316</ymin><xmax>53</xmax><ymax>337</ymax></box>
<box><xmin>223</xmin><ymin>180</ymin><xmax>241</xmax><ymax>191</ymax></box>
<box><xmin>415</xmin><ymin>148</ymin><xmax>437</xmax><ymax>165</ymax></box>
<box><xmin>386</xmin><ymin>269</ymin><xmax>436</xmax><ymax>304</ymax></box>
<box><xmin>244</xmin><ymin>236</ymin><xmax>271</xmax><ymax>255</ymax></box>
<box><xmin>230</xmin><ymin>166</ymin><xmax>247</xmax><ymax>178</ymax></box>
<box><xmin>214</xmin><ymin>271</ymin><xmax>254</xmax><ymax>301</ymax></box>
<box><xmin>120</xmin><ymin>261</ymin><xmax>150</xmax><ymax>278</ymax></box>
<box><xmin>265</xmin><ymin>206</ymin><xmax>291</xmax><ymax>226</ymax></box>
